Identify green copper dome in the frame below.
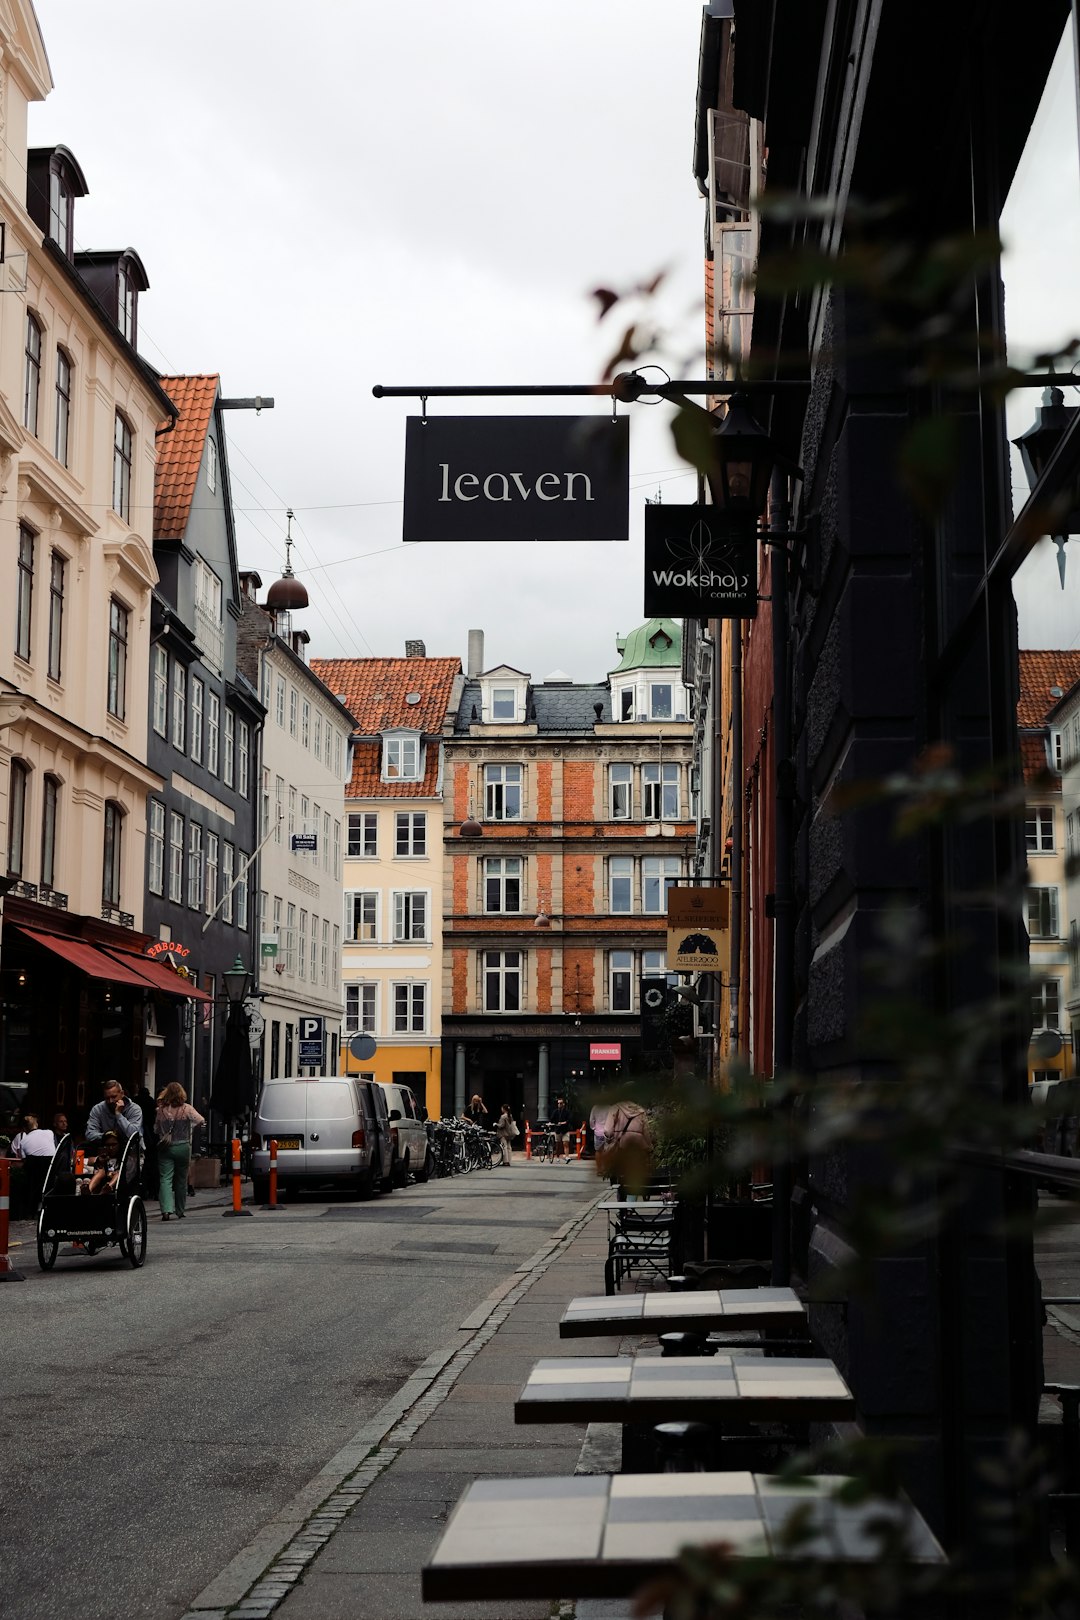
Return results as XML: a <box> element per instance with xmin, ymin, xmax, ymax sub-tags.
<box><xmin>609</xmin><ymin>618</ymin><xmax>682</xmax><ymax>675</ymax></box>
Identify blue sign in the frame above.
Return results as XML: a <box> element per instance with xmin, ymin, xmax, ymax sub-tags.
<box><xmin>298</xmin><ymin>1015</ymin><xmax>324</xmax><ymax>1068</ymax></box>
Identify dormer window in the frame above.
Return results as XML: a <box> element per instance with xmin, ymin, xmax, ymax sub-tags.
<box><xmin>479</xmin><ymin>665</ymin><xmax>529</xmax><ymax>723</ymax></box>
<box><xmin>49</xmin><ymin>168</ymin><xmax>72</xmax><ymax>256</ymax></box>
<box><xmin>650</xmin><ymin>683</ymin><xmax>673</xmax><ymax>720</ymax></box>
<box><xmin>28</xmin><ymin>147</ymin><xmax>88</xmax><ymax>262</ymax></box>
<box><xmin>383</xmin><ymin>733</ymin><xmax>421</xmax><ymax>781</ymax></box>
<box><xmin>118</xmin><ymin>263</ymin><xmax>136</xmax><ymax>343</ymax></box>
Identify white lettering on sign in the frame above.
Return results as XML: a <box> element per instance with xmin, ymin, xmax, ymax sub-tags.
<box><xmin>438</xmin><ymin>465</ymin><xmax>595</xmax><ymax>504</ymax></box>
<box><xmin>650</xmin><ymin>569</ymin><xmax>751</xmax><ymax>591</ymax></box>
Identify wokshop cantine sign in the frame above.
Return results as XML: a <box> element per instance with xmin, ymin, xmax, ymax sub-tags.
<box><xmin>403</xmin><ymin>416</ymin><xmax>629</xmax><ymax>543</ymax></box>
<box><xmin>644</xmin><ymin>505</ymin><xmax>757</xmax><ymax>617</ymax></box>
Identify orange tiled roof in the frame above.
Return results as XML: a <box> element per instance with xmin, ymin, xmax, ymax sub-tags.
<box><xmin>155</xmin><ymin>375</ymin><xmax>220</xmax><ymax>541</ymax></box>
<box><xmin>1017</xmin><ymin>649</ymin><xmax>1080</xmax><ymax>728</ymax></box>
<box><xmin>310</xmin><ymin>657</ymin><xmax>461</xmax><ymax>802</ymax></box>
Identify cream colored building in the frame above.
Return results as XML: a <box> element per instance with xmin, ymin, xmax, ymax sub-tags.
<box><xmin>0</xmin><ymin>2</ymin><xmax>182</xmax><ymax>1123</ymax></box>
<box><xmin>237</xmin><ymin>578</ymin><xmax>354</xmax><ymax>1080</ymax></box>
<box><xmin>310</xmin><ymin>652</ymin><xmax>463</xmax><ymax>1121</ymax></box>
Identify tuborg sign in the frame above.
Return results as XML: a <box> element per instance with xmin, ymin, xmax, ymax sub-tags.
<box><xmin>403</xmin><ymin>416</ymin><xmax>629</xmax><ymax>543</ymax></box>
<box><xmin>644</xmin><ymin>505</ymin><xmax>757</xmax><ymax>618</ymax></box>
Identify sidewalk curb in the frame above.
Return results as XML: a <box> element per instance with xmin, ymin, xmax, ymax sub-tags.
<box><xmin>180</xmin><ymin>1184</ymin><xmax>605</xmax><ymax>1619</ymax></box>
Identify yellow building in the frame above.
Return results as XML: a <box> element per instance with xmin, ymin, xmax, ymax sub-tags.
<box><xmin>310</xmin><ymin>651</ymin><xmax>462</xmax><ymax>1120</ymax></box>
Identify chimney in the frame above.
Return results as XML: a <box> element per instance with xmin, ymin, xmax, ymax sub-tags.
<box><xmin>467</xmin><ymin>628</ymin><xmax>484</xmax><ymax>678</ymax></box>
<box><xmin>405</xmin><ymin>639</ymin><xmax>426</xmax><ymax>658</ymax></box>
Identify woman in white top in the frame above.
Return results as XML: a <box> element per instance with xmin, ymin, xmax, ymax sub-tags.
<box><xmin>154</xmin><ymin>1083</ymin><xmax>205</xmax><ymax>1222</ymax></box>
<box><xmin>11</xmin><ymin>1113</ymin><xmax>56</xmax><ymax>1210</ymax></box>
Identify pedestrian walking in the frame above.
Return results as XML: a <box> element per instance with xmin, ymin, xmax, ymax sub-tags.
<box><xmin>550</xmin><ymin>1094</ymin><xmax>571</xmax><ymax>1160</ymax></box>
<box><xmin>155</xmin><ymin>1083</ymin><xmax>205</xmax><ymax>1222</ymax></box>
<box><xmin>11</xmin><ymin>1112</ymin><xmax>56</xmax><ymax>1210</ymax></box>
<box><xmin>496</xmin><ymin>1103</ymin><xmax>518</xmax><ymax>1166</ymax></box>
<box><xmin>130</xmin><ymin>1080</ymin><xmax>159</xmax><ymax>1197</ymax></box>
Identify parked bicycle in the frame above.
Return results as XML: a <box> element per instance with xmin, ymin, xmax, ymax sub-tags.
<box><xmin>532</xmin><ymin>1121</ymin><xmax>558</xmax><ymax>1164</ymax></box>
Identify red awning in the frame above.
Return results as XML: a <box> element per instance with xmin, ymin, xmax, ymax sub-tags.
<box><xmin>99</xmin><ymin>947</ymin><xmax>212</xmax><ymax>1002</ymax></box>
<box><xmin>17</xmin><ymin>927</ymin><xmax>159</xmax><ymax>988</ymax></box>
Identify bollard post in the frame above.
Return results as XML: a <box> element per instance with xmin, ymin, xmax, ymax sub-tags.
<box><xmin>576</xmin><ymin>1122</ymin><xmax>585</xmax><ymax>1159</ymax></box>
<box><xmin>524</xmin><ymin>1121</ymin><xmax>532</xmax><ymax>1161</ymax></box>
<box><xmin>222</xmin><ymin>1136</ymin><xmax>253</xmax><ymax>1217</ymax></box>
<box><xmin>0</xmin><ymin>1159</ymin><xmax>26</xmax><ymax>1281</ymax></box>
<box><xmin>264</xmin><ymin>1138</ymin><xmax>283</xmax><ymax>1211</ymax></box>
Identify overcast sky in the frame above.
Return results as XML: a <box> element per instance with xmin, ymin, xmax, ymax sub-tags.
<box><xmin>32</xmin><ymin>0</ymin><xmax>708</xmax><ymax>684</ymax></box>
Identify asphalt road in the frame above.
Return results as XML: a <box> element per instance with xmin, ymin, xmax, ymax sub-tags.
<box><xmin>0</xmin><ymin>1158</ymin><xmax>598</xmax><ymax>1620</ymax></box>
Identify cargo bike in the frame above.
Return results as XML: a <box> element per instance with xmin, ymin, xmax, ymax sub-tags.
<box><xmin>36</xmin><ymin>1131</ymin><xmax>148</xmax><ymax>1270</ymax></box>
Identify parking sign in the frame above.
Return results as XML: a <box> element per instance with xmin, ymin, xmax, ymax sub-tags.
<box><xmin>298</xmin><ymin>1015</ymin><xmax>325</xmax><ymax>1069</ymax></box>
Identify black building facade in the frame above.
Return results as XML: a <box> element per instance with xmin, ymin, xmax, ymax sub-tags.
<box><xmin>145</xmin><ymin>377</ymin><xmax>263</xmax><ymax>1116</ymax></box>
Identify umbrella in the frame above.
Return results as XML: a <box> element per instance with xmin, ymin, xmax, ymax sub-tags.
<box><xmin>210</xmin><ymin>1012</ymin><xmax>256</xmax><ymax>1122</ymax></box>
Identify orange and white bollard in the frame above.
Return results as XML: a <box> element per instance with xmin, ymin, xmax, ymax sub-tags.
<box><xmin>264</xmin><ymin>1138</ymin><xmax>283</xmax><ymax>1211</ymax></box>
<box><xmin>524</xmin><ymin>1122</ymin><xmax>532</xmax><ymax>1160</ymax></box>
<box><xmin>576</xmin><ymin>1123</ymin><xmax>586</xmax><ymax>1159</ymax></box>
<box><xmin>222</xmin><ymin>1136</ymin><xmax>253</xmax><ymax>1217</ymax></box>
<box><xmin>0</xmin><ymin>1158</ymin><xmax>26</xmax><ymax>1281</ymax></box>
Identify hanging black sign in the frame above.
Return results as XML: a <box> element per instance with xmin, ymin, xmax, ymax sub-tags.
<box><xmin>644</xmin><ymin>505</ymin><xmax>758</xmax><ymax>618</ymax></box>
<box><xmin>403</xmin><ymin>416</ymin><xmax>629</xmax><ymax>543</ymax></box>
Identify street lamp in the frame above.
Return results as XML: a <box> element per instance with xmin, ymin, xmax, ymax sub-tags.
<box><xmin>1012</xmin><ymin>385</ymin><xmax>1080</xmax><ymax>587</ymax></box>
<box><xmin>705</xmin><ymin>393</ymin><xmax>776</xmax><ymax>518</ymax></box>
<box><xmin>223</xmin><ymin>954</ymin><xmax>251</xmax><ymax>1007</ymax></box>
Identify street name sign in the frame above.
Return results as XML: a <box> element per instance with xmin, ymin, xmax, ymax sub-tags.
<box><xmin>403</xmin><ymin>416</ymin><xmax>629</xmax><ymax>542</ymax></box>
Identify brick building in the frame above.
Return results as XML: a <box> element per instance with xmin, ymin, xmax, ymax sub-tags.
<box><xmin>441</xmin><ymin>622</ymin><xmax>695</xmax><ymax>1128</ymax></box>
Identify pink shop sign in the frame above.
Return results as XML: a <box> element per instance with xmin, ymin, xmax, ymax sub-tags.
<box><xmin>589</xmin><ymin>1042</ymin><xmax>622</xmax><ymax>1062</ymax></box>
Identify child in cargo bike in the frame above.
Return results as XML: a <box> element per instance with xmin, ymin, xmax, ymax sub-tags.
<box><xmin>85</xmin><ymin>1130</ymin><xmax>121</xmax><ymax>1196</ymax></box>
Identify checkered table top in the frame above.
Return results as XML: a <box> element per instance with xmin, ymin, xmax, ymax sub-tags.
<box><xmin>514</xmin><ymin>1353</ymin><xmax>854</xmax><ymax>1424</ymax></box>
<box><xmin>422</xmin><ymin>1472</ymin><xmax>946</xmax><ymax>1601</ymax></box>
<box><xmin>560</xmin><ymin>1286</ymin><xmax>806</xmax><ymax>1338</ymax></box>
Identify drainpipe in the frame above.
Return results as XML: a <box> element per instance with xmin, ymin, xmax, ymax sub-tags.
<box><xmin>769</xmin><ymin>470</ymin><xmax>794</xmax><ymax>1285</ymax></box>
<box><xmin>728</xmin><ymin>626</ymin><xmax>743</xmax><ymax>1059</ymax></box>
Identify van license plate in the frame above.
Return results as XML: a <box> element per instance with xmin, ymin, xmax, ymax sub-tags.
<box><xmin>273</xmin><ymin>1137</ymin><xmax>302</xmax><ymax>1150</ymax></box>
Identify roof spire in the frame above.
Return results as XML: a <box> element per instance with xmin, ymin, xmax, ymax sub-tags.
<box><xmin>266</xmin><ymin>507</ymin><xmax>310</xmax><ymax>611</ymax></box>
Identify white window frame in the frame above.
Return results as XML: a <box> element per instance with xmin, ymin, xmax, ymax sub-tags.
<box><xmin>384</xmin><ymin>733</ymin><xmax>421</xmax><ymax>782</ymax></box>
<box><xmin>649</xmin><ymin>682</ymin><xmax>674</xmax><ymax>720</ymax></box>
<box><xmin>190</xmin><ymin>676</ymin><xmax>204</xmax><ymax>765</ymax></box>
<box><xmin>609</xmin><ymin>856</ymin><xmax>633</xmax><ymax>914</ymax></box>
<box><xmin>1026</xmin><ymin>806</ymin><xmax>1055</xmax><ymax>854</ymax></box>
<box><xmin>171</xmin><ymin>660</ymin><xmax>186</xmax><ymax>751</ymax></box>
<box><xmin>301</xmin><ymin>699</ymin><xmax>311</xmax><ymax>749</ymax></box>
<box><xmin>393</xmin><ymin>890</ymin><xmax>428</xmax><ymax>942</ymax></box>
<box><xmin>643</xmin><ymin>762</ymin><xmax>680</xmax><ymax>820</ymax></box>
<box><xmin>205</xmin><ymin>831</ymin><xmax>219</xmax><ymax>917</ymax></box>
<box><xmin>348</xmin><ymin>812</ymin><xmax>378</xmax><ymax>857</ymax></box>
<box><xmin>299</xmin><ymin>909</ymin><xmax>308</xmax><ymax>980</ymax></box>
<box><xmin>1033</xmin><ymin>977</ymin><xmax>1062</xmax><ymax>1031</ymax></box>
<box><xmin>187</xmin><ymin>822</ymin><xmax>204</xmax><ymax>911</ymax></box>
<box><xmin>395</xmin><ymin>811</ymin><xmax>427</xmax><ymax>857</ymax></box>
<box><xmin>484</xmin><ymin>762</ymin><xmax>522</xmax><ymax>821</ymax></box>
<box><xmin>222</xmin><ymin>842</ymin><xmax>235</xmax><ymax>924</ymax></box>
<box><xmin>610</xmin><ymin>949</ymin><xmax>634</xmax><ymax>1012</ymax></box>
<box><xmin>392</xmin><ymin>981</ymin><xmax>427</xmax><ymax>1034</ymax></box>
<box><xmin>643</xmin><ymin>856</ymin><xmax>682</xmax><ymax>915</ymax></box>
<box><xmin>289</xmin><ymin>688</ymin><xmax>298</xmax><ymax>738</ymax></box>
<box><xmin>152</xmin><ymin>646</ymin><xmax>168</xmax><ymax>736</ymax></box>
<box><xmin>207</xmin><ymin>691</ymin><xmax>220</xmax><ymax>776</ymax></box>
<box><xmin>347</xmin><ymin>891</ymin><xmax>378</xmax><ymax>942</ymax></box>
<box><xmin>345</xmin><ymin>982</ymin><xmax>377</xmax><ymax>1035</ymax></box>
<box><xmin>223</xmin><ymin>709</ymin><xmax>235</xmax><ymax>786</ymax></box>
<box><xmin>275</xmin><ymin>675</ymin><xmax>286</xmax><ymax>728</ymax></box>
<box><xmin>484</xmin><ymin>855</ymin><xmax>522</xmax><ymax>914</ymax></box>
<box><xmin>169</xmin><ymin>812</ymin><xmax>184</xmax><ymax>903</ymax></box>
<box><xmin>492</xmin><ymin>687</ymin><xmax>517</xmax><ymax>720</ymax></box>
<box><xmin>1027</xmin><ymin>885</ymin><xmax>1060</xmax><ymax>939</ymax></box>
<box><xmin>483</xmin><ymin>950</ymin><xmax>523</xmax><ymax>1013</ymax></box>
<box><xmin>238</xmin><ymin>721</ymin><xmax>249</xmax><ymax>797</ymax></box>
<box><xmin>148</xmin><ymin>799</ymin><xmax>165</xmax><ymax>896</ymax></box>
<box><xmin>610</xmin><ymin>763</ymin><xmax>633</xmax><ymax>820</ymax></box>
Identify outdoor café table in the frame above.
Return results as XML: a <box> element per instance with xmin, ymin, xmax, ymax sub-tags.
<box><xmin>514</xmin><ymin>1353</ymin><xmax>854</xmax><ymax>1427</ymax></box>
<box><xmin>560</xmin><ymin>1286</ymin><xmax>806</xmax><ymax>1340</ymax></box>
<box><xmin>421</xmin><ymin>1471</ymin><xmax>946</xmax><ymax>1602</ymax></box>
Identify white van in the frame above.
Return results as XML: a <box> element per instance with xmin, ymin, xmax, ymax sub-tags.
<box><xmin>251</xmin><ymin>1076</ymin><xmax>393</xmax><ymax>1200</ymax></box>
<box><xmin>382</xmin><ymin>1081</ymin><xmax>433</xmax><ymax>1184</ymax></box>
